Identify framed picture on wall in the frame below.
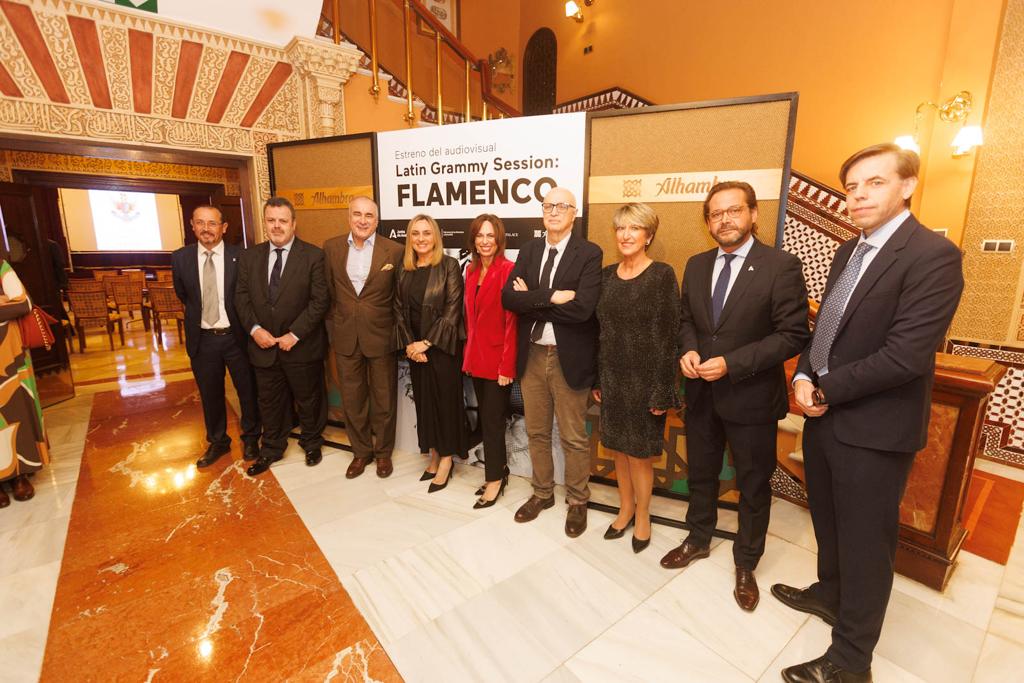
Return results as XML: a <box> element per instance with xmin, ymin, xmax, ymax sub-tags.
<box><xmin>417</xmin><ymin>0</ymin><xmax>460</xmax><ymax>39</ymax></box>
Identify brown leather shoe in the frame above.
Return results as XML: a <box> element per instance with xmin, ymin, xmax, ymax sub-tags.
<box><xmin>782</xmin><ymin>654</ymin><xmax>872</xmax><ymax>682</ymax></box>
<box><xmin>0</xmin><ymin>485</ymin><xmax>9</xmax><ymax>508</ymax></box>
<box><xmin>346</xmin><ymin>456</ymin><xmax>372</xmax><ymax>479</ymax></box>
<box><xmin>375</xmin><ymin>457</ymin><xmax>393</xmax><ymax>478</ymax></box>
<box><xmin>565</xmin><ymin>503</ymin><xmax>588</xmax><ymax>538</ymax></box>
<box><xmin>659</xmin><ymin>540</ymin><xmax>710</xmax><ymax>569</ymax></box>
<box><xmin>734</xmin><ymin>567</ymin><xmax>759</xmax><ymax>611</ymax></box>
<box><xmin>514</xmin><ymin>495</ymin><xmax>554</xmax><ymax>523</ymax></box>
<box><xmin>11</xmin><ymin>474</ymin><xmax>34</xmax><ymax>502</ymax></box>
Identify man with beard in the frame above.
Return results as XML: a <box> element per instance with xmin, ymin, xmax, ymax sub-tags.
<box><xmin>172</xmin><ymin>205</ymin><xmax>261</xmax><ymax>467</ymax></box>
<box><xmin>660</xmin><ymin>181</ymin><xmax>809</xmax><ymax>612</ymax></box>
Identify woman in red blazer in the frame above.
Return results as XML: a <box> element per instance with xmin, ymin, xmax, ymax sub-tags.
<box><xmin>463</xmin><ymin>214</ymin><xmax>517</xmax><ymax>509</ymax></box>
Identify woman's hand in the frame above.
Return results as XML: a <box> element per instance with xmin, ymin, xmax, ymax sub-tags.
<box><xmin>497</xmin><ymin>374</ymin><xmax>513</xmax><ymax>386</ymax></box>
<box><xmin>649</xmin><ymin>407</ymin><xmax>667</xmax><ymax>415</ymax></box>
<box><xmin>591</xmin><ymin>388</ymin><xmax>602</xmax><ymax>403</ymax></box>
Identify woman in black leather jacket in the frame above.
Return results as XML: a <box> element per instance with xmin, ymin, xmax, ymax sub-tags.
<box><xmin>395</xmin><ymin>214</ymin><xmax>467</xmax><ymax>492</ymax></box>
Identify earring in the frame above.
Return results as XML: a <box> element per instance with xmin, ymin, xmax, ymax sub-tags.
<box><xmin>645</xmin><ymin>241</ymin><xmax>651</xmax><ymax>247</ymax></box>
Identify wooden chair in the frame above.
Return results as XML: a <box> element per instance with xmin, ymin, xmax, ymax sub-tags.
<box><xmin>67</xmin><ymin>289</ymin><xmax>124</xmax><ymax>352</ymax></box>
<box><xmin>92</xmin><ymin>269</ymin><xmax>120</xmax><ymax>286</ymax></box>
<box><xmin>154</xmin><ymin>269</ymin><xmax>174</xmax><ymax>283</ymax></box>
<box><xmin>101</xmin><ymin>273</ymin><xmax>129</xmax><ymax>299</ymax></box>
<box><xmin>68</xmin><ymin>278</ymin><xmax>104</xmax><ymax>294</ymax></box>
<box><xmin>122</xmin><ymin>269</ymin><xmax>147</xmax><ymax>287</ymax></box>
<box><xmin>148</xmin><ymin>284</ymin><xmax>184</xmax><ymax>349</ymax></box>
<box><xmin>110</xmin><ymin>276</ymin><xmax>150</xmax><ymax>331</ymax></box>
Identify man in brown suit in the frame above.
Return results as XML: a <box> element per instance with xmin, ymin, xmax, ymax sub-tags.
<box><xmin>324</xmin><ymin>196</ymin><xmax>404</xmax><ymax>478</ymax></box>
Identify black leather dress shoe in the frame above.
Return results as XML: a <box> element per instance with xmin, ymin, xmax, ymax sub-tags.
<box><xmin>246</xmin><ymin>453</ymin><xmax>282</xmax><ymax>476</ymax></box>
<box><xmin>305</xmin><ymin>448</ymin><xmax>323</xmax><ymax>467</ymax></box>
<box><xmin>782</xmin><ymin>655</ymin><xmax>872</xmax><ymax>683</ymax></box>
<box><xmin>243</xmin><ymin>442</ymin><xmax>260</xmax><ymax>462</ymax></box>
<box><xmin>770</xmin><ymin>584</ymin><xmax>838</xmax><ymax>626</ymax></box>
<box><xmin>196</xmin><ymin>443</ymin><xmax>230</xmax><ymax>468</ymax></box>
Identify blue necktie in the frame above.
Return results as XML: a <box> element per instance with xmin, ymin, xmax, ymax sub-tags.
<box><xmin>711</xmin><ymin>254</ymin><xmax>736</xmax><ymax>327</ymax></box>
<box><xmin>809</xmin><ymin>241</ymin><xmax>874</xmax><ymax>373</ymax></box>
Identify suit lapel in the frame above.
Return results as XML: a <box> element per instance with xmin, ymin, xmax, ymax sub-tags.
<box><xmin>695</xmin><ymin>250</ymin><xmax>716</xmax><ymax>330</ymax></box>
<box><xmin>551</xmin><ymin>236</ymin><xmax>579</xmax><ymax>289</ymax></box>
<box><xmin>274</xmin><ymin>239</ymin><xmax>302</xmax><ymax>302</ymax></box>
<box><xmin>258</xmin><ymin>242</ymin><xmax>271</xmax><ymax>301</ymax></box>
<box><xmin>715</xmin><ymin>240</ymin><xmax>764</xmax><ymax>330</ymax></box>
<box><xmin>187</xmin><ymin>243</ymin><xmax>201</xmax><ymax>296</ymax></box>
<box><xmin>361</xmin><ymin>235</ymin><xmax>387</xmax><ymax>296</ymax></box>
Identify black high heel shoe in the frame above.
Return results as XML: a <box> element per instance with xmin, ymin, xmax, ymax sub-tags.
<box><xmin>473</xmin><ymin>474</ymin><xmax>508</xmax><ymax>509</ymax></box>
<box><xmin>476</xmin><ymin>466</ymin><xmax>510</xmax><ymax>496</ymax></box>
<box><xmin>420</xmin><ymin>469</ymin><xmax>436</xmax><ymax>482</ymax></box>
<box><xmin>603</xmin><ymin>516</ymin><xmax>635</xmax><ymax>540</ymax></box>
<box><xmin>632</xmin><ymin>534</ymin><xmax>651</xmax><ymax>553</ymax></box>
<box><xmin>427</xmin><ymin>458</ymin><xmax>454</xmax><ymax>493</ymax></box>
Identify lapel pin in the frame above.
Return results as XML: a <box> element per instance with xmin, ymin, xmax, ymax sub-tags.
<box><xmin>748</xmin><ymin>266</ymin><xmax>754</xmax><ymax>271</ymax></box>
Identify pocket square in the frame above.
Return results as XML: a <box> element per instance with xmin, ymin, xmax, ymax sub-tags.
<box><xmin>381</xmin><ymin>263</ymin><xmax>394</xmax><ymax>271</ymax></box>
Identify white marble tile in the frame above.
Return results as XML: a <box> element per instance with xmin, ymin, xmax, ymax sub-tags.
<box><xmin>435</xmin><ymin>509</ymin><xmax>565</xmax><ymax>589</ymax></box>
<box><xmin>757</xmin><ymin>618</ymin><xmax>924</xmax><ymax>683</ymax></box>
<box><xmin>891</xmin><ymin>550</ymin><xmax>1004</xmax><ymax>630</ymax></box>
<box><xmin>974</xmin><ymin>632</ymin><xmax>1024</xmax><ymax>683</ymax></box>
<box><xmin>565</xmin><ymin>603</ymin><xmax>751</xmax><ymax>682</ymax></box>
<box><xmin>540</xmin><ymin>665</ymin><xmax>583</xmax><ymax>683</ymax></box>
<box><xmin>487</xmin><ymin>548</ymin><xmax>640</xmax><ymax>663</ymax></box>
<box><xmin>310</xmin><ymin>500</ymin><xmax>433</xmax><ymax>579</ymax></box>
<box><xmin>973</xmin><ymin>458</ymin><xmax>1024</xmax><ymax>484</ymax></box>
<box><xmin>0</xmin><ymin>561</ymin><xmax>61</xmax><ymax>642</ymax></box>
<box><xmin>645</xmin><ymin>556</ymin><xmax>806</xmax><ymax>679</ymax></box>
<box><xmin>270</xmin><ymin>447</ymin><xmax>351</xmax><ymax>490</ymax></box>
<box><xmin>874</xmin><ymin>588</ymin><xmax>986</xmax><ymax>683</ymax></box>
<box><xmin>342</xmin><ymin>541</ymin><xmax>486</xmax><ymax>645</ymax></box>
<box><xmin>286</xmin><ymin>471</ymin><xmax>390</xmax><ymax>530</ymax></box>
<box><xmin>988</xmin><ymin>511</ymin><xmax>1024</xmax><ymax>647</ymax></box>
<box><xmin>0</xmin><ymin>481</ymin><xmax>77</xmax><ymax>535</ymax></box>
<box><xmin>766</xmin><ymin>498</ymin><xmax>818</xmax><ymax>554</ymax></box>
<box><xmin>0</xmin><ymin>625</ymin><xmax>49</xmax><ymax>683</ymax></box>
<box><xmin>0</xmin><ymin>516</ymin><xmax>72</xmax><ymax>578</ymax></box>
<box><xmin>387</xmin><ymin>591</ymin><xmax>560</xmax><ymax>683</ymax></box>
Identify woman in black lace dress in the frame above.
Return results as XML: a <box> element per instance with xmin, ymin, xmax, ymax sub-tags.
<box><xmin>395</xmin><ymin>215</ymin><xmax>467</xmax><ymax>493</ymax></box>
<box><xmin>594</xmin><ymin>203</ymin><xmax>680</xmax><ymax>553</ymax></box>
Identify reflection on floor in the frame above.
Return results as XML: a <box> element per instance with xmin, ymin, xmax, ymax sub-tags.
<box><xmin>4</xmin><ymin>324</ymin><xmax>1024</xmax><ymax>681</ymax></box>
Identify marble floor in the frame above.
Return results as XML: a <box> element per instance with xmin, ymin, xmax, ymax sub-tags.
<box><xmin>5</xmin><ymin>326</ymin><xmax>1024</xmax><ymax>681</ymax></box>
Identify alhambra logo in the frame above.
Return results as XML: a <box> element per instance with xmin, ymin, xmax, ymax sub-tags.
<box><xmin>622</xmin><ymin>179</ymin><xmax>642</xmax><ymax>198</ymax></box>
<box><xmin>293</xmin><ymin>192</ymin><xmax>305</xmax><ymax>207</ymax></box>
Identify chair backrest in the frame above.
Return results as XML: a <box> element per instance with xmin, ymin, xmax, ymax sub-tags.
<box><xmin>154</xmin><ymin>269</ymin><xmax>174</xmax><ymax>282</ymax></box>
<box><xmin>148</xmin><ymin>284</ymin><xmax>184</xmax><ymax>315</ymax></box>
<box><xmin>104</xmin><ymin>274</ymin><xmax>130</xmax><ymax>298</ymax></box>
<box><xmin>122</xmin><ymin>269</ymin><xmax>146</xmax><ymax>286</ymax></box>
<box><xmin>92</xmin><ymin>269</ymin><xmax>119</xmax><ymax>282</ymax></box>
<box><xmin>68</xmin><ymin>278</ymin><xmax>104</xmax><ymax>293</ymax></box>
<box><xmin>111</xmin><ymin>277</ymin><xmax>144</xmax><ymax>306</ymax></box>
<box><xmin>68</xmin><ymin>289</ymin><xmax>111</xmax><ymax>319</ymax></box>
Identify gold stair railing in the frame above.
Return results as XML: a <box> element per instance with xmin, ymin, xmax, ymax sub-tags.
<box><xmin>322</xmin><ymin>0</ymin><xmax>520</xmax><ymax>126</ymax></box>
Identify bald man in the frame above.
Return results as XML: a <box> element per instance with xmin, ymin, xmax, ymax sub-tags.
<box><xmin>502</xmin><ymin>187</ymin><xmax>603</xmax><ymax>537</ymax></box>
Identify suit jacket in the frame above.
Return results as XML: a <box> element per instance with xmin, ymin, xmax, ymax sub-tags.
<box><xmin>171</xmin><ymin>242</ymin><xmax>246</xmax><ymax>358</ymax></box>
<box><xmin>234</xmin><ymin>238</ymin><xmax>329</xmax><ymax>367</ymax></box>
<box><xmin>464</xmin><ymin>256</ymin><xmax>518</xmax><ymax>380</ymax></box>
<box><xmin>796</xmin><ymin>214</ymin><xmax>964</xmax><ymax>452</ymax></box>
<box><xmin>680</xmin><ymin>238</ymin><xmax>810</xmax><ymax>424</ymax></box>
<box><xmin>323</xmin><ymin>233</ymin><xmax>404</xmax><ymax>358</ymax></box>
<box><xmin>502</xmin><ymin>233</ymin><xmax>602</xmax><ymax>390</ymax></box>
<box><xmin>395</xmin><ymin>255</ymin><xmax>465</xmax><ymax>355</ymax></box>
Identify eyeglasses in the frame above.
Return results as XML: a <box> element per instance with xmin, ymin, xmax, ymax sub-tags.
<box><xmin>542</xmin><ymin>202</ymin><xmax>576</xmax><ymax>215</ymax></box>
<box><xmin>708</xmin><ymin>205</ymin><xmax>748</xmax><ymax>223</ymax></box>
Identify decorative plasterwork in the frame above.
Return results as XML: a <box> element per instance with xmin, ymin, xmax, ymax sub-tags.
<box><xmin>285</xmin><ymin>36</ymin><xmax>362</xmax><ymax>138</ymax></box>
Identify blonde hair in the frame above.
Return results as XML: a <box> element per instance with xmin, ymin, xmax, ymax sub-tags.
<box><xmin>403</xmin><ymin>214</ymin><xmax>444</xmax><ymax>271</ymax></box>
<box><xmin>612</xmin><ymin>202</ymin><xmax>660</xmax><ymax>248</ymax></box>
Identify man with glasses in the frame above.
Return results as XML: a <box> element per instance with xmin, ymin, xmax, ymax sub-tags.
<box><xmin>661</xmin><ymin>181</ymin><xmax>809</xmax><ymax>613</ymax></box>
<box><xmin>502</xmin><ymin>187</ymin><xmax>603</xmax><ymax>537</ymax></box>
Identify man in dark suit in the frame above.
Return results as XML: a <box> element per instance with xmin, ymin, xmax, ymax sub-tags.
<box><xmin>323</xmin><ymin>196</ymin><xmax>404</xmax><ymax>479</ymax></box>
<box><xmin>773</xmin><ymin>144</ymin><xmax>964</xmax><ymax>683</ymax></box>
<box><xmin>502</xmin><ymin>187</ymin><xmax>603</xmax><ymax>537</ymax></box>
<box><xmin>172</xmin><ymin>205</ymin><xmax>260</xmax><ymax>467</ymax></box>
<box><xmin>660</xmin><ymin>182</ymin><xmax>810</xmax><ymax>611</ymax></box>
<box><xmin>235</xmin><ymin>197</ymin><xmax>330</xmax><ymax>477</ymax></box>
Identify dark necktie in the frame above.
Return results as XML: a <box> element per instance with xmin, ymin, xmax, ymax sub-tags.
<box><xmin>711</xmin><ymin>254</ymin><xmax>736</xmax><ymax>327</ymax></box>
<box><xmin>269</xmin><ymin>247</ymin><xmax>284</xmax><ymax>301</ymax></box>
<box><xmin>530</xmin><ymin>246</ymin><xmax>559</xmax><ymax>342</ymax></box>
<box><xmin>809</xmin><ymin>241</ymin><xmax>874</xmax><ymax>373</ymax></box>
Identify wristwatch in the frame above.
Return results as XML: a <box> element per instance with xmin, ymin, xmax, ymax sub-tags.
<box><xmin>812</xmin><ymin>387</ymin><xmax>826</xmax><ymax>406</ymax></box>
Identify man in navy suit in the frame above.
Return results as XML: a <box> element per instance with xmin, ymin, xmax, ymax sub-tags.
<box><xmin>774</xmin><ymin>143</ymin><xmax>964</xmax><ymax>683</ymax></box>
<box><xmin>172</xmin><ymin>205</ymin><xmax>261</xmax><ymax>468</ymax></box>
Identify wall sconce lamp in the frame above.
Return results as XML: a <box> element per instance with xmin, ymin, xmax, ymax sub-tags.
<box><xmin>565</xmin><ymin>1</ymin><xmax>593</xmax><ymax>23</ymax></box>
<box><xmin>894</xmin><ymin>91</ymin><xmax>984</xmax><ymax>158</ymax></box>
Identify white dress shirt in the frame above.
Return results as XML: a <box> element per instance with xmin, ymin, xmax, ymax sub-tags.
<box><xmin>346</xmin><ymin>232</ymin><xmax>375</xmax><ymax>295</ymax></box>
<box><xmin>710</xmin><ymin>233</ymin><xmax>756</xmax><ymax>306</ymax></box>
<box><xmin>198</xmin><ymin>241</ymin><xmax>228</xmax><ymax>329</ymax></box>
<box><xmin>797</xmin><ymin>209</ymin><xmax>910</xmax><ymax>380</ymax></box>
<box><xmin>535</xmin><ymin>231</ymin><xmax>572</xmax><ymax>346</ymax></box>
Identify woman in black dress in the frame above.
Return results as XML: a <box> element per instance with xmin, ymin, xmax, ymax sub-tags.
<box><xmin>594</xmin><ymin>203</ymin><xmax>680</xmax><ymax>553</ymax></box>
<box><xmin>395</xmin><ymin>214</ymin><xmax>467</xmax><ymax>492</ymax></box>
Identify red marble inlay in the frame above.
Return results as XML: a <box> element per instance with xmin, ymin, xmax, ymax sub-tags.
<box><xmin>239</xmin><ymin>61</ymin><xmax>292</xmax><ymax>128</ymax></box>
<box><xmin>0</xmin><ymin>61</ymin><xmax>22</xmax><ymax>97</ymax></box>
<box><xmin>40</xmin><ymin>379</ymin><xmax>401</xmax><ymax>681</ymax></box>
<box><xmin>0</xmin><ymin>0</ymin><xmax>69</xmax><ymax>103</ymax></box>
<box><xmin>171</xmin><ymin>40</ymin><xmax>203</xmax><ymax>119</ymax></box>
<box><xmin>128</xmin><ymin>28</ymin><xmax>153</xmax><ymax>114</ymax></box>
<box><xmin>206</xmin><ymin>51</ymin><xmax>250</xmax><ymax>124</ymax></box>
<box><xmin>67</xmin><ymin>15</ymin><xmax>111</xmax><ymax>109</ymax></box>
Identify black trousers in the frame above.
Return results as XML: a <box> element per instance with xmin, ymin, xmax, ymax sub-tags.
<box><xmin>254</xmin><ymin>360</ymin><xmax>326</xmax><ymax>457</ymax></box>
<box><xmin>684</xmin><ymin>397</ymin><xmax>777</xmax><ymax>570</ymax></box>
<box><xmin>191</xmin><ymin>331</ymin><xmax>260</xmax><ymax>448</ymax></box>
<box><xmin>803</xmin><ymin>411</ymin><xmax>915</xmax><ymax>673</ymax></box>
<box><xmin>473</xmin><ymin>376</ymin><xmax>510</xmax><ymax>482</ymax></box>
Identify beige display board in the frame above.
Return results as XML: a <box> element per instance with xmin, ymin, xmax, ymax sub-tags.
<box><xmin>268</xmin><ymin>133</ymin><xmax>376</xmax><ymax>248</ymax></box>
<box><xmin>586</xmin><ymin>95</ymin><xmax>797</xmax><ymax>271</ymax></box>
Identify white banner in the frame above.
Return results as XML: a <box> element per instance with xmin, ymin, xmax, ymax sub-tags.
<box><xmin>588</xmin><ymin>168</ymin><xmax>784</xmax><ymax>204</ymax></box>
<box><xmin>376</xmin><ymin>113</ymin><xmax>587</xmax><ymax>222</ymax></box>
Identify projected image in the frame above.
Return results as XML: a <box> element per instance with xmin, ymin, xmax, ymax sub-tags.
<box><xmin>88</xmin><ymin>189</ymin><xmax>162</xmax><ymax>251</ymax></box>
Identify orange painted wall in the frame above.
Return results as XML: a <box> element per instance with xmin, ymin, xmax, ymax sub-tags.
<box><xmin>460</xmin><ymin>1</ymin><xmax>519</xmax><ymax>110</ymax></box>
